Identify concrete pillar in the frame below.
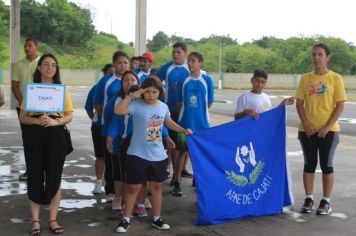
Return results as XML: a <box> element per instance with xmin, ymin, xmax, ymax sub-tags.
<box><xmin>135</xmin><ymin>0</ymin><xmax>147</xmax><ymax>56</ymax></box>
<box><xmin>10</xmin><ymin>0</ymin><xmax>20</xmax><ymax>109</ymax></box>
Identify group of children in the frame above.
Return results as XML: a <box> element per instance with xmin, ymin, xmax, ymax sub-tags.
<box><xmin>84</xmin><ymin>42</ymin><xmax>293</xmax><ymax>233</ymax></box>
<box><xmin>85</xmin><ymin>43</ymin><xmax>215</xmax><ymax>233</ymax></box>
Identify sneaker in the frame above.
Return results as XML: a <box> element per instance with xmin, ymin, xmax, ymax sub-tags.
<box><xmin>19</xmin><ymin>172</ymin><xmax>28</xmax><ymax>181</ymax></box>
<box><xmin>112</xmin><ymin>197</ymin><xmax>122</xmax><ymax>211</ymax></box>
<box><xmin>144</xmin><ymin>198</ymin><xmax>152</xmax><ymax>209</ymax></box>
<box><xmin>181</xmin><ymin>169</ymin><xmax>193</xmax><ymax>178</ymax></box>
<box><xmin>106</xmin><ymin>194</ymin><xmax>115</xmax><ymax>203</ymax></box>
<box><xmin>171</xmin><ymin>181</ymin><xmax>183</xmax><ymax>196</ymax></box>
<box><xmin>92</xmin><ymin>181</ymin><xmax>103</xmax><ymax>194</ymax></box>
<box><xmin>300</xmin><ymin>197</ymin><xmax>314</xmax><ymax>213</ymax></box>
<box><xmin>169</xmin><ymin>175</ymin><xmax>175</xmax><ymax>186</ymax></box>
<box><xmin>135</xmin><ymin>207</ymin><xmax>148</xmax><ymax>217</ymax></box>
<box><xmin>115</xmin><ymin>219</ymin><xmax>130</xmax><ymax>233</ymax></box>
<box><xmin>316</xmin><ymin>199</ymin><xmax>332</xmax><ymax>215</ymax></box>
<box><xmin>152</xmin><ymin>218</ymin><xmax>170</xmax><ymax>230</ymax></box>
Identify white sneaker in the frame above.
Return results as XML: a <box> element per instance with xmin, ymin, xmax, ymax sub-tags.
<box><xmin>112</xmin><ymin>197</ymin><xmax>122</xmax><ymax>211</ymax></box>
<box><xmin>92</xmin><ymin>180</ymin><xmax>103</xmax><ymax>194</ymax></box>
<box><xmin>144</xmin><ymin>198</ymin><xmax>152</xmax><ymax>209</ymax></box>
<box><xmin>106</xmin><ymin>194</ymin><xmax>115</xmax><ymax>203</ymax></box>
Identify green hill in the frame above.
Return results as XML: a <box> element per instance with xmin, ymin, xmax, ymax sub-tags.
<box><xmin>0</xmin><ymin>33</ymin><xmax>135</xmax><ymax>70</ymax></box>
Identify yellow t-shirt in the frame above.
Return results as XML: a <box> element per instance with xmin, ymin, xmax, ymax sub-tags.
<box><xmin>21</xmin><ymin>86</ymin><xmax>74</xmax><ymax>117</ymax></box>
<box><xmin>295</xmin><ymin>71</ymin><xmax>347</xmax><ymax>132</ymax></box>
<box><xmin>12</xmin><ymin>56</ymin><xmax>41</xmax><ymax>98</ymax></box>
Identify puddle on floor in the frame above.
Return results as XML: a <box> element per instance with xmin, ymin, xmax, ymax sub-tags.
<box><xmin>0</xmin><ymin>132</ymin><xmax>18</xmax><ymax>135</ymax></box>
<box><xmin>88</xmin><ymin>222</ymin><xmax>104</xmax><ymax>227</ymax></box>
<box><xmin>330</xmin><ymin>212</ymin><xmax>347</xmax><ymax>220</ymax></box>
<box><xmin>74</xmin><ymin>164</ymin><xmax>92</xmax><ymax>168</ymax></box>
<box><xmin>287</xmin><ymin>151</ymin><xmax>303</xmax><ymax>157</ymax></box>
<box><xmin>282</xmin><ymin>207</ymin><xmax>306</xmax><ymax>223</ymax></box>
<box><xmin>61</xmin><ymin>179</ymin><xmax>94</xmax><ymax>196</ymax></box>
<box><xmin>10</xmin><ymin>218</ymin><xmax>27</xmax><ymax>223</ymax></box>
<box><xmin>60</xmin><ymin>199</ymin><xmax>97</xmax><ymax>209</ymax></box>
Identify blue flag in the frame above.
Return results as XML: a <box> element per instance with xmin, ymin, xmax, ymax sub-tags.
<box><xmin>187</xmin><ymin>105</ymin><xmax>293</xmax><ymax>225</ymax></box>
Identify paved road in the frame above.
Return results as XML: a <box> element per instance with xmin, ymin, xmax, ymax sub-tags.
<box><xmin>2</xmin><ymin>87</ymin><xmax>355</xmax><ymax>136</ymax></box>
<box><xmin>0</xmin><ymin>87</ymin><xmax>355</xmax><ymax>235</ymax></box>
<box><xmin>212</xmin><ymin>90</ymin><xmax>356</xmax><ymax>137</ymax></box>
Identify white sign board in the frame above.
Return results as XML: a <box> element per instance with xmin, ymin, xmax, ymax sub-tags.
<box><xmin>24</xmin><ymin>83</ymin><xmax>66</xmax><ymax>113</ymax></box>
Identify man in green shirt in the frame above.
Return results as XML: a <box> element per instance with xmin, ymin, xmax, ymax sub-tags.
<box><xmin>11</xmin><ymin>38</ymin><xmax>40</xmax><ymax>181</ymax></box>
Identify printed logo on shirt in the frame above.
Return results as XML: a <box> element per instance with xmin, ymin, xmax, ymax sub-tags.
<box><xmin>146</xmin><ymin>114</ymin><xmax>163</xmax><ymax>142</ymax></box>
<box><xmin>262</xmin><ymin>103</ymin><xmax>270</xmax><ymax>111</ymax></box>
<box><xmin>309</xmin><ymin>82</ymin><xmax>327</xmax><ymax>96</ymax></box>
<box><xmin>189</xmin><ymin>95</ymin><xmax>198</xmax><ymax>107</ymax></box>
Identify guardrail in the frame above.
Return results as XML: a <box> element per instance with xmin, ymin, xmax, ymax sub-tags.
<box><xmin>1</xmin><ymin>68</ymin><xmax>355</xmax><ymax>89</ymax></box>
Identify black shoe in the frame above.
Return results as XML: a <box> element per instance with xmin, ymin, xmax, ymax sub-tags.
<box><xmin>300</xmin><ymin>197</ymin><xmax>314</xmax><ymax>213</ymax></box>
<box><xmin>181</xmin><ymin>169</ymin><xmax>193</xmax><ymax>178</ymax></box>
<box><xmin>115</xmin><ymin>219</ymin><xmax>130</xmax><ymax>233</ymax></box>
<box><xmin>169</xmin><ymin>174</ymin><xmax>175</xmax><ymax>186</ymax></box>
<box><xmin>316</xmin><ymin>199</ymin><xmax>332</xmax><ymax>215</ymax></box>
<box><xmin>152</xmin><ymin>218</ymin><xmax>170</xmax><ymax>230</ymax></box>
<box><xmin>19</xmin><ymin>172</ymin><xmax>28</xmax><ymax>181</ymax></box>
<box><xmin>171</xmin><ymin>181</ymin><xmax>183</xmax><ymax>196</ymax></box>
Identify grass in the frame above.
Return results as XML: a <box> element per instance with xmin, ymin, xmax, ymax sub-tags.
<box><xmin>0</xmin><ymin>34</ymin><xmax>134</xmax><ymax>70</ymax></box>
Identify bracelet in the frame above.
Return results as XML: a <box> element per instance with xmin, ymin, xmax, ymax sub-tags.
<box><xmin>129</xmin><ymin>93</ymin><xmax>135</xmax><ymax>100</ymax></box>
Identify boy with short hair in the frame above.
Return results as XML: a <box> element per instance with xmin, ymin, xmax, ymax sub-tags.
<box><xmin>130</xmin><ymin>56</ymin><xmax>139</xmax><ymax>70</ymax></box>
<box><xmin>171</xmin><ymin>51</ymin><xmax>214</xmax><ymax>196</ymax></box>
<box><xmin>235</xmin><ymin>69</ymin><xmax>294</xmax><ymax>120</ymax></box>
<box><xmin>156</xmin><ymin>42</ymin><xmax>192</xmax><ymax>181</ymax></box>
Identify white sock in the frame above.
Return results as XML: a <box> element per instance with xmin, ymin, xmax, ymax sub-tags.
<box><xmin>153</xmin><ymin>216</ymin><xmax>160</xmax><ymax>222</ymax></box>
<box><xmin>96</xmin><ymin>179</ymin><xmax>102</xmax><ymax>184</ymax></box>
<box><xmin>137</xmin><ymin>203</ymin><xmax>145</xmax><ymax>208</ymax></box>
<box><xmin>306</xmin><ymin>195</ymin><xmax>313</xmax><ymax>200</ymax></box>
<box><xmin>123</xmin><ymin>216</ymin><xmax>130</xmax><ymax>223</ymax></box>
<box><xmin>323</xmin><ymin>197</ymin><xmax>331</xmax><ymax>203</ymax></box>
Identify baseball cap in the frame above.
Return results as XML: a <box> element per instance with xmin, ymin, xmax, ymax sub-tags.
<box><xmin>138</xmin><ymin>52</ymin><xmax>154</xmax><ymax>62</ymax></box>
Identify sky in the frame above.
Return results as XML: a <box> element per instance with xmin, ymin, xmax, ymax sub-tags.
<box><xmin>5</xmin><ymin>0</ymin><xmax>356</xmax><ymax>45</ymax></box>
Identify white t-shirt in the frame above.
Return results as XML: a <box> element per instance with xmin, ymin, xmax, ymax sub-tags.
<box><xmin>235</xmin><ymin>91</ymin><xmax>272</xmax><ymax>114</ymax></box>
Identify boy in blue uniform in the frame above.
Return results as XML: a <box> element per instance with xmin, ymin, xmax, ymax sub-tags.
<box><xmin>156</xmin><ymin>42</ymin><xmax>192</xmax><ymax>181</ymax></box>
<box><xmin>85</xmin><ymin>64</ymin><xmax>113</xmax><ymax>194</ymax></box>
<box><xmin>93</xmin><ymin>51</ymin><xmax>129</xmax><ymax>202</ymax></box>
<box><xmin>85</xmin><ymin>85</ymin><xmax>105</xmax><ymax>194</ymax></box>
<box><xmin>134</xmin><ymin>52</ymin><xmax>154</xmax><ymax>83</ymax></box>
<box><xmin>172</xmin><ymin>52</ymin><xmax>214</xmax><ymax>196</ymax></box>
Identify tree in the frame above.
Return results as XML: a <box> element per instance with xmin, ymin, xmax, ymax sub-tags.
<box><xmin>170</xmin><ymin>34</ymin><xmax>197</xmax><ymax>46</ymax></box>
<box><xmin>199</xmin><ymin>34</ymin><xmax>237</xmax><ymax>47</ymax></box>
<box><xmin>20</xmin><ymin>0</ymin><xmax>95</xmax><ymax>46</ymax></box>
<box><xmin>0</xmin><ymin>0</ymin><xmax>9</xmax><ymax>63</ymax></box>
<box><xmin>147</xmin><ymin>31</ymin><xmax>170</xmax><ymax>52</ymax></box>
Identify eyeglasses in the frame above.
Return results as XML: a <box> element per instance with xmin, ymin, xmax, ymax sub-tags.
<box><xmin>41</xmin><ymin>63</ymin><xmax>58</xmax><ymax>68</ymax></box>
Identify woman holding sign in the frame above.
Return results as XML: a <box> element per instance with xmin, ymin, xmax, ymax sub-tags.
<box><xmin>19</xmin><ymin>54</ymin><xmax>73</xmax><ymax>235</ymax></box>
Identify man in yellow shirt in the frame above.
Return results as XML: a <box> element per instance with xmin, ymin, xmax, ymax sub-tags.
<box><xmin>11</xmin><ymin>38</ymin><xmax>40</xmax><ymax>181</ymax></box>
<box><xmin>296</xmin><ymin>43</ymin><xmax>346</xmax><ymax>215</ymax></box>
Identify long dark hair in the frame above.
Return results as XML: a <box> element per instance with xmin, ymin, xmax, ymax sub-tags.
<box><xmin>119</xmin><ymin>70</ymin><xmax>140</xmax><ymax>99</ymax></box>
<box><xmin>33</xmin><ymin>53</ymin><xmax>61</xmax><ymax>84</ymax></box>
